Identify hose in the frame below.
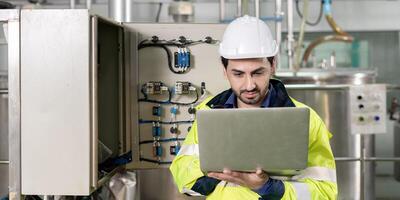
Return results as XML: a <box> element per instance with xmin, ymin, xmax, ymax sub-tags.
<box><xmin>301</xmin><ymin>0</ymin><xmax>354</xmax><ymax>67</ymax></box>
<box><xmin>294</xmin><ymin>0</ymin><xmax>309</xmax><ymax>71</ymax></box>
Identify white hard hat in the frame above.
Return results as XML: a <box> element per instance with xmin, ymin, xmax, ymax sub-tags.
<box><xmin>219</xmin><ymin>15</ymin><xmax>279</xmax><ymax>59</ymax></box>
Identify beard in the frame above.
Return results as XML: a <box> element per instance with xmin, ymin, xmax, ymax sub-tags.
<box><xmin>233</xmin><ymin>87</ymin><xmax>263</xmax><ymax>105</ymax></box>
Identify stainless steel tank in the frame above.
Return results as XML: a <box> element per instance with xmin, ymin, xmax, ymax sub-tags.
<box><xmin>277</xmin><ymin>68</ymin><xmax>376</xmax><ymax>200</ymax></box>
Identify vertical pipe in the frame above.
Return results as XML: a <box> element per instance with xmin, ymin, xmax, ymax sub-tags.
<box><xmin>275</xmin><ymin>0</ymin><xmax>282</xmax><ymax>69</ymax></box>
<box><xmin>70</xmin><ymin>0</ymin><xmax>75</xmax><ymax>9</ymax></box>
<box><xmin>255</xmin><ymin>0</ymin><xmax>260</xmax><ymax>18</ymax></box>
<box><xmin>237</xmin><ymin>0</ymin><xmax>242</xmax><ymax>17</ymax></box>
<box><xmin>220</xmin><ymin>0</ymin><xmax>225</xmax><ymax>22</ymax></box>
<box><xmin>125</xmin><ymin>0</ymin><xmax>133</xmax><ymax>22</ymax></box>
<box><xmin>287</xmin><ymin>0</ymin><xmax>294</xmax><ymax>70</ymax></box>
<box><xmin>87</xmin><ymin>0</ymin><xmax>92</xmax><ymax>10</ymax></box>
<box><xmin>109</xmin><ymin>0</ymin><xmax>131</xmax><ymax>23</ymax></box>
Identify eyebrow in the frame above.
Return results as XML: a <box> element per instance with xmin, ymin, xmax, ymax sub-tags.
<box><xmin>230</xmin><ymin>67</ymin><xmax>266</xmax><ymax>74</ymax></box>
<box><xmin>251</xmin><ymin>67</ymin><xmax>266</xmax><ymax>74</ymax></box>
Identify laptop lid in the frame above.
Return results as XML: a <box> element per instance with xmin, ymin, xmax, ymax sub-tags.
<box><xmin>197</xmin><ymin>107</ymin><xmax>310</xmax><ymax>176</ymax></box>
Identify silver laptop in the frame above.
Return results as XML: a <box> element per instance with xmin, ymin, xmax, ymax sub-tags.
<box><xmin>197</xmin><ymin>107</ymin><xmax>310</xmax><ymax>176</ymax></box>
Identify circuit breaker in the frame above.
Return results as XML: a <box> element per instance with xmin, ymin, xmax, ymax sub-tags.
<box><xmin>349</xmin><ymin>84</ymin><xmax>387</xmax><ymax>134</ymax></box>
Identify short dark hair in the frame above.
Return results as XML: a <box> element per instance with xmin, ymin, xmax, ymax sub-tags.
<box><xmin>220</xmin><ymin>56</ymin><xmax>275</xmax><ymax>69</ymax></box>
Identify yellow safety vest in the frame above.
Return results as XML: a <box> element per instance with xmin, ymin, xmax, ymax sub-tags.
<box><xmin>170</xmin><ymin>95</ymin><xmax>337</xmax><ymax>200</ymax></box>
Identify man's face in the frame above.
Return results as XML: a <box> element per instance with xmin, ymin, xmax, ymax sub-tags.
<box><xmin>223</xmin><ymin>58</ymin><xmax>275</xmax><ymax>106</ymax></box>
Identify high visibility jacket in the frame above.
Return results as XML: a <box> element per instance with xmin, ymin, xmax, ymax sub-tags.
<box><xmin>170</xmin><ymin>79</ymin><xmax>337</xmax><ymax>199</ymax></box>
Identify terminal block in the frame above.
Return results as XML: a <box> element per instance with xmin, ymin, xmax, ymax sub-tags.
<box><xmin>175</xmin><ymin>81</ymin><xmax>191</xmax><ymax>95</ymax></box>
<box><xmin>145</xmin><ymin>81</ymin><xmax>168</xmax><ymax>95</ymax></box>
<box><xmin>152</xmin><ymin>122</ymin><xmax>162</xmax><ymax>138</ymax></box>
<box><xmin>153</xmin><ymin>141</ymin><xmax>162</xmax><ymax>157</ymax></box>
<box><xmin>174</xmin><ymin>48</ymin><xmax>191</xmax><ymax>70</ymax></box>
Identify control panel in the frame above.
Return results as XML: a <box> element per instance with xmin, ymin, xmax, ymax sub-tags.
<box><xmin>349</xmin><ymin>84</ymin><xmax>387</xmax><ymax>134</ymax></box>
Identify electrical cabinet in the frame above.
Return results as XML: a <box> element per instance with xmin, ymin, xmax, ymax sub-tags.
<box><xmin>20</xmin><ymin>10</ymin><xmax>130</xmax><ymax>195</ymax></box>
<box><xmin>12</xmin><ymin>9</ymin><xmax>228</xmax><ymax>199</ymax></box>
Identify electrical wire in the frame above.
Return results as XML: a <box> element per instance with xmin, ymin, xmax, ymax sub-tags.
<box><xmin>138</xmin><ymin>36</ymin><xmax>218</xmax><ymax>74</ymax></box>
<box><xmin>139</xmin><ymin>84</ymin><xmax>199</xmax><ymax>106</ymax></box>
<box><xmin>139</xmin><ymin>119</ymin><xmax>194</xmax><ymax>124</ymax></box>
<box><xmin>138</xmin><ymin>43</ymin><xmax>185</xmax><ymax>74</ymax></box>
<box><xmin>155</xmin><ymin>3</ymin><xmax>163</xmax><ymax>23</ymax></box>
<box><xmin>170</xmin><ymin>89</ymin><xmax>199</xmax><ymax>105</ymax></box>
<box><xmin>295</xmin><ymin>0</ymin><xmax>323</xmax><ymax>26</ymax></box>
<box><xmin>139</xmin><ymin>138</ymin><xmax>186</xmax><ymax>145</ymax></box>
<box><xmin>140</xmin><ymin>158</ymin><xmax>172</xmax><ymax>165</ymax></box>
<box><xmin>139</xmin><ymin>83</ymin><xmax>171</xmax><ymax>104</ymax></box>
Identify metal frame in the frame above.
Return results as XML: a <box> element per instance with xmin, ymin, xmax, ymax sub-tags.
<box><xmin>90</xmin><ymin>15</ymin><xmax>99</xmax><ymax>190</ymax></box>
<box><xmin>0</xmin><ymin>9</ymin><xmax>21</xmax><ymax>200</ymax></box>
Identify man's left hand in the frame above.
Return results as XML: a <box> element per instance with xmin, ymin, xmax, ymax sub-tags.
<box><xmin>207</xmin><ymin>168</ymin><xmax>269</xmax><ymax>190</ymax></box>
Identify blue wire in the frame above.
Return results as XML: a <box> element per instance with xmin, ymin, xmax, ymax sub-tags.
<box><xmin>140</xmin><ymin>138</ymin><xmax>186</xmax><ymax>144</ymax></box>
<box><xmin>139</xmin><ymin>119</ymin><xmax>194</xmax><ymax>124</ymax></box>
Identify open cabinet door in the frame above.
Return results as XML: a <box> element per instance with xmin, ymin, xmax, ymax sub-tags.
<box><xmin>20</xmin><ymin>10</ymin><xmax>130</xmax><ymax>196</ymax></box>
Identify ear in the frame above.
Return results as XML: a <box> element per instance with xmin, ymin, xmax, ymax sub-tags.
<box><xmin>223</xmin><ymin>66</ymin><xmax>228</xmax><ymax>79</ymax></box>
<box><xmin>270</xmin><ymin>57</ymin><xmax>277</xmax><ymax>76</ymax></box>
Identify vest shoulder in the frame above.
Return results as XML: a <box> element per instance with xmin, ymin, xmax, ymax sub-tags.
<box><xmin>290</xmin><ymin>97</ymin><xmax>322</xmax><ymax>122</ymax></box>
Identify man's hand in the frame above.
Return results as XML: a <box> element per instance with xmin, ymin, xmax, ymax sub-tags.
<box><xmin>207</xmin><ymin>168</ymin><xmax>269</xmax><ymax>190</ymax></box>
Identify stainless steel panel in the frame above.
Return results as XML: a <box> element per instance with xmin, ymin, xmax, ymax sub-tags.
<box><xmin>0</xmin><ymin>93</ymin><xmax>8</xmax><ymax>160</ymax></box>
<box><xmin>0</xmin><ymin>165</ymin><xmax>9</xmax><ymax>198</ymax></box>
<box><xmin>0</xmin><ymin>91</ymin><xmax>8</xmax><ymax>198</ymax></box>
<box><xmin>21</xmin><ymin>10</ymin><xmax>91</xmax><ymax>195</ymax></box>
<box><xmin>280</xmin><ymin>70</ymin><xmax>376</xmax><ymax>200</ymax></box>
<box><xmin>394</xmin><ymin>123</ymin><xmax>400</xmax><ymax>181</ymax></box>
<box><xmin>6</xmin><ymin>10</ymin><xmax>21</xmax><ymax>200</ymax></box>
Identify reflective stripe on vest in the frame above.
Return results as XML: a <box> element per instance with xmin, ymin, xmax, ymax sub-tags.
<box><xmin>177</xmin><ymin>144</ymin><xmax>199</xmax><ymax>156</ymax></box>
<box><xmin>182</xmin><ymin>187</ymin><xmax>203</xmax><ymax>196</ymax></box>
<box><xmin>291</xmin><ymin>182</ymin><xmax>311</xmax><ymax>200</ymax></box>
<box><xmin>292</xmin><ymin>166</ymin><xmax>337</xmax><ymax>183</ymax></box>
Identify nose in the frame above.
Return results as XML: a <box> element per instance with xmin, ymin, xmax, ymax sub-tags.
<box><xmin>245</xmin><ymin>75</ymin><xmax>256</xmax><ymax>91</ymax></box>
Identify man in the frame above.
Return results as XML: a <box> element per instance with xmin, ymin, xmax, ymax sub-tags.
<box><xmin>170</xmin><ymin>15</ymin><xmax>337</xmax><ymax>199</ymax></box>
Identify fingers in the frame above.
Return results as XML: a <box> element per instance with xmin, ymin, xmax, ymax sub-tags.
<box><xmin>223</xmin><ymin>168</ymin><xmax>232</xmax><ymax>174</ymax></box>
<box><xmin>255</xmin><ymin>168</ymin><xmax>268</xmax><ymax>179</ymax></box>
<box><xmin>208</xmin><ymin>172</ymin><xmax>242</xmax><ymax>184</ymax></box>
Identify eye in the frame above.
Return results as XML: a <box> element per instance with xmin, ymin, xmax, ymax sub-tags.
<box><xmin>233</xmin><ymin>72</ymin><xmax>243</xmax><ymax>77</ymax></box>
<box><xmin>252</xmin><ymin>71</ymin><xmax>264</xmax><ymax>76</ymax></box>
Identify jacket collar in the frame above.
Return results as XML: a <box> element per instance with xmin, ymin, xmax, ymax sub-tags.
<box><xmin>206</xmin><ymin>79</ymin><xmax>295</xmax><ymax>109</ymax></box>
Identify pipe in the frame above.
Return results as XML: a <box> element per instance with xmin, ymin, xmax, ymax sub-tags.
<box><xmin>287</xmin><ymin>0</ymin><xmax>294</xmax><ymax>70</ymax></box>
<box><xmin>237</xmin><ymin>0</ymin><xmax>242</xmax><ymax>17</ymax></box>
<box><xmin>0</xmin><ymin>161</ymin><xmax>9</xmax><ymax>164</ymax></box>
<box><xmin>275</xmin><ymin>0</ymin><xmax>282</xmax><ymax>69</ymax></box>
<box><xmin>220</xmin><ymin>0</ymin><xmax>225</xmax><ymax>22</ymax></box>
<box><xmin>70</xmin><ymin>0</ymin><xmax>75</xmax><ymax>9</ymax></box>
<box><xmin>302</xmin><ymin>34</ymin><xmax>353</xmax><ymax>67</ymax></box>
<box><xmin>301</xmin><ymin>0</ymin><xmax>354</xmax><ymax>67</ymax></box>
<box><xmin>326</xmin><ymin>15</ymin><xmax>350</xmax><ymax>36</ymax></box>
<box><xmin>255</xmin><ymin>0</ymin><xmax>260</xmax><ymax>18</ymax></box>
<box><xmin>109</xmin><ymin>0</ymin><xmax>133</xmax><ymax>22</ymax></box>
<box><xmin>87</xmin><ymin>0</ymin><xmax>91</xmax><ymax>10</ymax></box>
<box><xmin>294</xmin><ymin>0</ymin><xmax>308</xmax><ymax>71</ymax></box>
